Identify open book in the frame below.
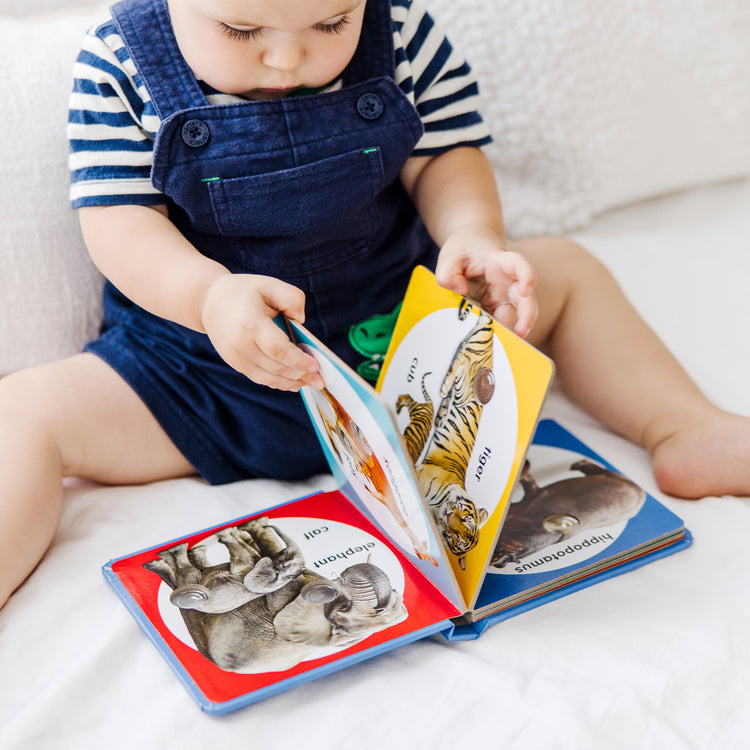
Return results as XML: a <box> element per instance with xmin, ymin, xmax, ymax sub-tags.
<box><xmin>103</xmin><ymin>266</ymin><xmax>691</xmax><ymax>713</ymax></box>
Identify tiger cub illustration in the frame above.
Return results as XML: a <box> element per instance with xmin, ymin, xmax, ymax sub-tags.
<box><xmin>397</xmin><ymin>310</ymin><xmax>495</xmax><ymax>569</ymax></box>
<box><xmin>395</xmin><ymin>372</ymin><xmax>433</xmax><ymax>463</ymax></box>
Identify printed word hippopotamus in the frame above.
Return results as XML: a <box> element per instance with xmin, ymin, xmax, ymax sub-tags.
<box><xmin>492</xmin><ymin>459</ymin><xmax>646</xmax><ymax>568</ymax></box>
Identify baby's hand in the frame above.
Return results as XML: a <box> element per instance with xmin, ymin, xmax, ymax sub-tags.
<box><xmin>200</xmin><ymin>274</ymin><xmax>323</xmax><ymax>391</ymax></box>
<box><xmin>436</xmin><ymin>226</ymin><xmax>538</xmax><ymax>338</ymax></box>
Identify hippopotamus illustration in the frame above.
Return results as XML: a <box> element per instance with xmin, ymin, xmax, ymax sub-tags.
<box><xmin>143</xmin><ymin>517</ymin><xmax>408</xmax><ymax>673</ymax></box>
<box><xmin>492</xmin><ymin>458</ymin><xmax>646</xmax><ymax>567</ymax></box>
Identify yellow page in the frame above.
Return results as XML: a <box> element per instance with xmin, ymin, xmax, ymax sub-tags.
<box><xmin>377</xmin><ymin>266</ymin><xmax>554</xmax><ymax>609</ymax></box>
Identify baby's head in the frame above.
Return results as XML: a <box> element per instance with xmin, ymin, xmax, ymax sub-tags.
<box><xmin>167</xmin><ymin>0</ymin><xmax>367</xmax><ymax>99</ymax></box>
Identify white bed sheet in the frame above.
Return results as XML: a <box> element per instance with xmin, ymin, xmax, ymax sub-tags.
<box><xmin>1</xmin><ymin>179</ymin><xmax>749</xmax><ymax>750</ymax></box>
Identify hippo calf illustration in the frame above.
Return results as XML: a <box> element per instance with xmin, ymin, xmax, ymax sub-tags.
<box><xmin>492</xmin><ymin>459</ymin><xmax>646</xmax><ymax>567</ymax></box>
<box><xmin>144</xmin><ymin>517</ymin><xmax>408</xmax><ymax>673</ymax></box>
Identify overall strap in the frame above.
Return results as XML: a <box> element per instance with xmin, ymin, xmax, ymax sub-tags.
<box><xmin>111</xmin><ymin>0</ymin><xmax>208</xmax><ymax>119</ymax></box>
<box><xmin>342</xmin><ymin>0</ymin><xmax>396</xmax><ymax>85</ymax></box>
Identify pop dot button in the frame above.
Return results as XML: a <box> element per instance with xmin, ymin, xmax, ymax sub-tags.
<box><xmin>181</xmin><ymin>119</ymin><xmax>210</xmax><ymax>148</ymax></box>
<box><xmin>356</xmin><ymin>93</ymin><xmax>385</xmax><ymax>120</ymax></box>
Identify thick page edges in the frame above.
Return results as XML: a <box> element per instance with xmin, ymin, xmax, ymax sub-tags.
<box><xmin>443</xmin><ymin>531</ymin><xmax>693</xmax><ymax>642</ymax></box>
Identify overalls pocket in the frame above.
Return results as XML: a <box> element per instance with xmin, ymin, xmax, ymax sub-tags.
<box><xmin>207</xmin><ymin>147</ymin><xmax>385</xmax><ymax>275</ymax></box>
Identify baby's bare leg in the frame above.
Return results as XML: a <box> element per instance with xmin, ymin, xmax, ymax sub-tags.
<box><xmin>0</xmin><ymin>353</ymin><xmax>194</xmax><ymax>607</ymax></box>
<box><xmin>515</xmin><ymin>236</ymin><xmax>750</xmax><ymax>499</ymax></box>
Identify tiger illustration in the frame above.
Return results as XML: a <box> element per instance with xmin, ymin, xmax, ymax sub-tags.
<box><xmin>397</xmin><ymin>310</ymin><xmax>495</xmax><ymax>569</ymax></box>
<box><xmin>395</xmin><ymin>372</ymin><xmax>433</xmax><ymax>463</ymax></box>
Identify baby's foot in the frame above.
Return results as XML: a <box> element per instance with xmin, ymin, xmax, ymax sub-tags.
<box><xmin>649</xmin><ymin>409</ymin><xmax>750</xmax><ymax>499</ymax></box>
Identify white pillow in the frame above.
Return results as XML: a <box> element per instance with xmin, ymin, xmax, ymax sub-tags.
<box><xmin>0</xmin><ymin>0</ymin><xmax>84</xmax><ymax>17</ymax></box>
<box><xmin>0</xmin><ymin>9</ymin><xmax>105</xmax><ymax>375</ymax></box>
<box><xmin>427</xmin><ymin>0</ymin><xmax>750</xmax><ymax>237</ymax></box>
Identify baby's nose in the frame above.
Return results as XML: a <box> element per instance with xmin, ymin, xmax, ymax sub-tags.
<box><xmin>261</xmin><ymin>33</ymin><xmax>303</xmax><ymax>71</ymax></box>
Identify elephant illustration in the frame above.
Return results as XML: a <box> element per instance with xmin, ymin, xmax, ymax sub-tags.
<box><xmin>492</xmin><ymin>459</ymin><xmax>646</xmax><ymax>567</ymax></box>
<box><xmin>143</xmin><ymin>517</ymin><xmax>408</xmax><ymax>673</ymax></box>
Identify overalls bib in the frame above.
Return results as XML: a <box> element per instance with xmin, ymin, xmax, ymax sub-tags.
<box><xmin>87</xmin><ymin>0</ymin><xmax>439</xmax><ymax>484</ymax></box>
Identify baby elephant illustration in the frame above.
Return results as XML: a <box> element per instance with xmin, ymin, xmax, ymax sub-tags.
<box><xmin>492</xmin><ymin>459</ymin><xmax>646</xmax><ymax>567</ymax></box>
<box><xmin>144</xmin><ymin>517</ymin><xmax>305</xmax><ymax>614</ymax></box>
<box><xmin>143</xmin><ymin>518</ymin><xmax>408</xmax><ymax>673</ymax></box>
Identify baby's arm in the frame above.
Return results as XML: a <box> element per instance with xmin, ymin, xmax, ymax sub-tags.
<box><xmin>400</xmin><ymin>147</ymin><xmax>537</xmax><ymax>338</ymax></box>
<box><xmin>78</xmin><ymin>204</ymin><xmax>322</xmax><ymax>391</ymax></box>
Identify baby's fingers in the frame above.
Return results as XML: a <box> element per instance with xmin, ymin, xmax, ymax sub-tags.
<box><xmin>246</xmin><ymin>354</ymin><xmax>320</xmax><ymax>391</ymax></box>
<box><xmin>512</xmin><ymin>287</ymin><xmax>538</xmax><ymax>338</ymax></box>
<box><xmin>246</xmin><ymin>347</ymin><xmax>321</xmax><ymax>391</ymax></box>
<box><xmin>494</xmin><ymin>250</ymin><xmax>536</xmax><ymax>294</ymax></box>
<box><xmin>492</xmin><ymin>280</ymin><xmax>537</xmax><ymax>338</ymax></box>
<box><xmin>254</xmin><ymin>326</ymin><xmax>323</xmax><ymax>391</ymax></box>
<box><xmin>476</xmin><ymin>254</ymin><xmax>536</xmax><ymax>337</ymax></box>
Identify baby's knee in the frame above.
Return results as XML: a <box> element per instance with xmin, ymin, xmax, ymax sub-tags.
<box><xmin>536</xmin><ymin>235</ymin><xmax>601</xmax><ymax>265</ymax></box>
<box><xmin>0</xmin><ymin>368</ymin><xmax>35</xmax><ymax>414</ymax></box>
<box><xmin>561</xmin><ymin>238</ymin><xmax>614</xmax><ymax>287</ymax></box>
<box><xmin>0</xmin><ymin>366</ymin><xmax>61</xmax><ymax>436</ymax></box>
<box><xmin>514</xmin><ymin>235</ymin><xmax>614</xmax><ymax>286</ymax></box>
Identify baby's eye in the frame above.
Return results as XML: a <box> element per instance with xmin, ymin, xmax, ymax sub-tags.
<box><xmin>313</xmin><ymin>15</ymin><xmax>350</xmax><ymax>34</ymax></box>
<box><xmin>220</xmin><ymin>23</ymin><xmax>263</xmax><ymax>41</ymax></box>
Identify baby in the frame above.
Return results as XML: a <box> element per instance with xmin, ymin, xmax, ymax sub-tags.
<box><xmin>0</xmin><ymin>0</ymin><xmax>749</xmax><ymax>610</ymax></box>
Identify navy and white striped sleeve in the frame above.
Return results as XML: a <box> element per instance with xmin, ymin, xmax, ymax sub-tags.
<box><xmin>67</xmin><ymin>19</ymin><xmax>164</xmax><ymax>209</ymax></box>
<box><xmin>391</xmin><ymin>0</ymin><xmax>492</xmax><ymax>155</ymax></box>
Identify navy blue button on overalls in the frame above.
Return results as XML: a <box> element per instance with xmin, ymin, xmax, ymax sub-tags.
<box><xmin>86</xmin><ymin>0</ymin><xmax>439</xmax><ymax>483</ymax></box>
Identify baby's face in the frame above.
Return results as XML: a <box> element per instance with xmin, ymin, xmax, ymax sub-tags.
<box><xmin>167</xmin><ymin>0</ymin><xmax>367</xmax><ymax>99</ymax></box>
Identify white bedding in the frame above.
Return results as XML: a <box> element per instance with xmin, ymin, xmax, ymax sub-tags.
<box><xmin>2</xmin><ymin>179</ymin><xmax>749</xmax><ymax>749</ymax></box>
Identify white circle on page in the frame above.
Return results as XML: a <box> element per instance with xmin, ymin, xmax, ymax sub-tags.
<box><xmin>379</xmin><ymin>307</ymin><xmax>519</xmax><ymax>523</ymax></box>
<box><xmin>488</xmin><ymin>445</ymin><xmax>627</xmax><ymax>575</ymax></box>
<box><xmin>156</xmin><ymin>516</ymin><xmax>405</xmax><ymax>663</ymax></box>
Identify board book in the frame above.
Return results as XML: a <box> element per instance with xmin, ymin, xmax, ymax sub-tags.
<box><xmin>103</xmin><ymin>266</ymin><xmax>691</xmax><ymax>713</ymax></box>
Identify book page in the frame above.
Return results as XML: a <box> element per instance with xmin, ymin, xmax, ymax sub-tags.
<box><xmin>377</xmin><ymin>266</ymin><xmax>555</xmax><ymax>609</ymax></box>
<box><xmin>289</xmin><ymin>321</ymin><xmax>464</xmax><ymax>607</ymax></box>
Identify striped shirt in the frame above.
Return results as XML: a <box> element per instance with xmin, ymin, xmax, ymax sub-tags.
<box><xmin>68</xmin><ymin>0</ymin><xmax>492</xmax><ymax>209</ymax></box>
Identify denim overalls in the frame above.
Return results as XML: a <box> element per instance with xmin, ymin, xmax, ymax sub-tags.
<box><xmin>86</xmin><ymin>0</ymin><xmax>440</xmax><ymax>483</ymax></box>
